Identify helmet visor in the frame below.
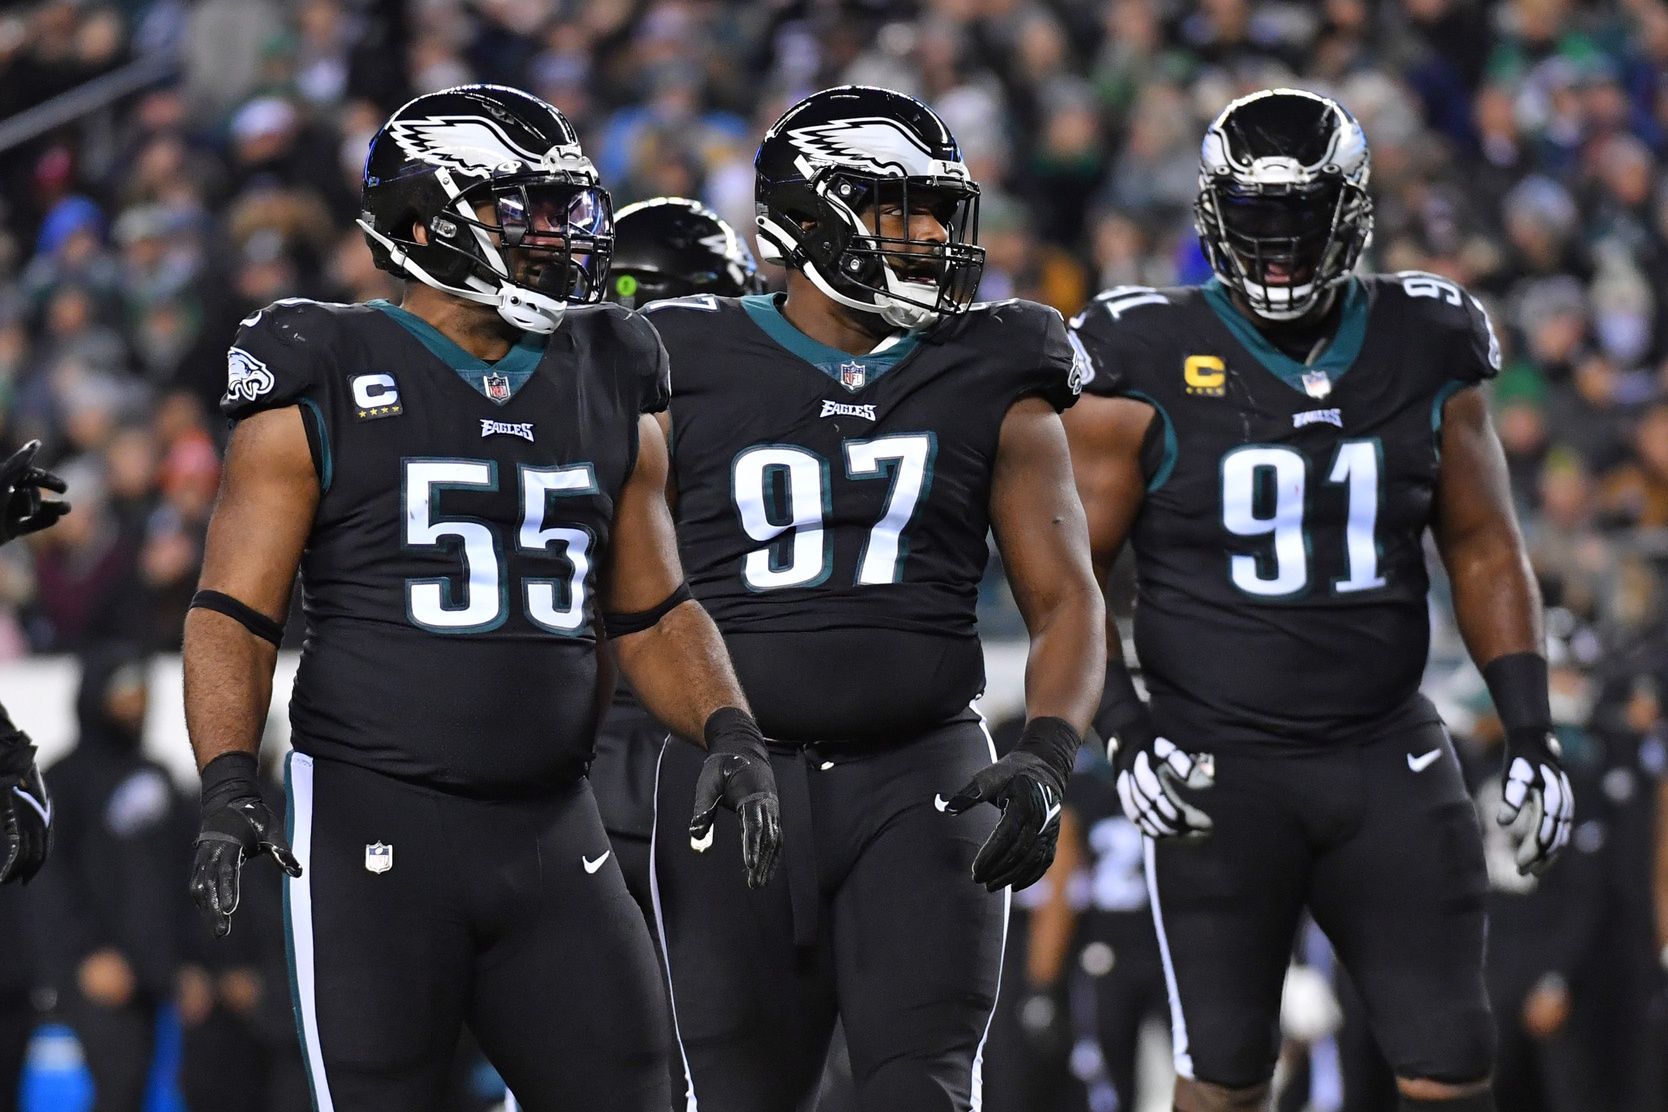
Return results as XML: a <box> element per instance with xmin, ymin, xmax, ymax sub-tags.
<box><xmin>491</xmin><ymin>181</ymin><xmax>614</xmax><ymax>302</ymax></box>
<box><xmin>1213</xmin><ymin>180</ymin><xmax>1344</xmax><ymax>291</ymax></box>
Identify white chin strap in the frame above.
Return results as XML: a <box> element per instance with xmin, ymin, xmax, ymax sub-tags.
<box><xmin>877</xmin><ymin>272</ymin><xmax>941</xmax><ymax>329</ymax></box>
<box><xmin>357</xmin><ymin>217</ymin><xmax>568</xmax><ymax>334</ymax></box>
<box><xmin>1241</xmin><ymin>276</ymin><xmax>1319</xmax><ymax>322</ymax></box>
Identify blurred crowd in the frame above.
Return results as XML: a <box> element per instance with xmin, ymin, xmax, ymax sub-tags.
<box><xmin>0</xmin><ymin>0</ymin><xmax>1666</xmax><ymax>1109</ymax></box>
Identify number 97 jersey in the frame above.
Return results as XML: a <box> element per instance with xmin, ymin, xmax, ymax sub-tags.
<box><xmin>1072</xmin><ymin>273</ymin><xmax>1500</xmax><ymax>748</ymax></box>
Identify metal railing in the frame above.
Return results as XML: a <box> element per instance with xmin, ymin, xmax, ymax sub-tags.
<box><xmin>0</xmin><ymin>48</ymin><xmax>179</xmax><ymax>155</ymax></box>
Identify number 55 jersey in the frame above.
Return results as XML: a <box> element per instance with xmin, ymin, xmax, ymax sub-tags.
<box><xmin>645</xmin><ymin>292</ymin><xmax>1083</xmax><ymax>742</ymax></box>
<box><xmin>222</xmin><ymin>297</ymin><xmax>669</xmax><ymax>793</ymax></box>
<box><xmin>1072</xmin><ymin>274</ymin><xmax>1500</xmax><ymax>748</ymax></box>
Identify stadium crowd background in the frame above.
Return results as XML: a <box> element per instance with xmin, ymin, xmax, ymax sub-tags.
<box><xmin>0</xmin><ymin>0</ymin><xmax>1666</xmax><ymax>1110</ymax></box>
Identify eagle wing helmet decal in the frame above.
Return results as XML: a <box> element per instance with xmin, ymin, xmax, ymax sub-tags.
<box><xmin>785</xmin><ymin>117</ymin><xmax>947</xmax><ymax>178</ymax></box>
<box><xmin>386</xmin><ymin>115</ymin><xmax>568</xmax><ymax>175</ymax></box>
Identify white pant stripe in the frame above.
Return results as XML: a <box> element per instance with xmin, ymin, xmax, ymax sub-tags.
<box><xmin>1144</xmin><ymin>836</ymin><xmax>1194</xmax><ymax>1079</ymax></box>
<box><xmin>969</xmin><ymin>704</ymin><xmax>1010</xmax><ymax>1111</ymax></box>
<box><xmin>649</xmin><ymin>735</ymin><xmax>699</xmax><ymax>1112</ymax></box>
<box><xmin>285</xmin><ymin>752</ymin><xmax>336</xmax><ymax>1111</ymax></box>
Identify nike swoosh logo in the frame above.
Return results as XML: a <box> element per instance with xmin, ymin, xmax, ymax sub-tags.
<box><xmin>581</xmin><ymin>851</ymin><xmax>612</xmax><ymax>874</ymax></box>
<box><xmin>13</xmin><ymin>786</ymin><xmax>48</xmax><ymax>826</ymax></box>
<box><xmin>934</xmin><ymin>794</ymin><xmax>953</xmax><ymax>812</ymax></box>
<box><xmin>1407</xmin><ymin>749</ymin><xmax>1441</xmax><ymax>773</ymax></box>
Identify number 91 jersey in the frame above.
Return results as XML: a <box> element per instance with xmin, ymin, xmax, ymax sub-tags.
<box><xmin>223</xmin><ymin>298</ymin><xmax>669</xmax><ymax>793</ymax></box>
<box><xmin>1073</xmin><ymin>273</ymin><xmax>1500</xmax><ymax>748</ymax></box>
<box><xmin>647</xmin><ymin>293</ymin><xmax>1083</xmax><ymax>742</ymax></box>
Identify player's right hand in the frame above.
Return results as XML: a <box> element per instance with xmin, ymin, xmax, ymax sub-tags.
<box><xmin>189</xmin><ymin>753</ymin><xmax>300</xmax><ymax>938</ymax></box>
<box><xmin>689</xmin><ymin>707</ymin><xmax>781</xmax><ymax>889</ymax></box>
<box><xmin>1496</xmin><ymin>728</ymin><xmax>1573</xmax><ymax>876</ymax></box>
<box><xmin>0</xmin><ymin>439</ymin><xmax>69</xmax><ymax>545</ymax></box>
<box><xmin>1107</xmin><ymin>719</ymin><xmax>1214</xmax><ymax>842</ymax></box>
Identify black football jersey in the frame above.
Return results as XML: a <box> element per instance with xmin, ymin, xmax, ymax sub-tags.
<box><xmin>645</xmin><ymin>292</ymin><xmax>1084</xmax><ymax>741</ymax></box>
<box><xmin>1073</xmin><ymin>274</ymin><xmax>1500</xmax><ymax>747</ymax></box>
<box><xmin>223</xmin><ymin>297</ymin><xmax>668</xmax><ymax>793</ymax></box>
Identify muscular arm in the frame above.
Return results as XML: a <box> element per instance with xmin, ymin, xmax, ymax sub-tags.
<box><xmin>182</xmin><ymin>407</ymin><xmax>317</xmax><ymax>771</ymax></box>
<box><xmin>990</xmin><ymin>396</ymin><xmax>1105</xmax><ymax>732</ymax></box>
<box><xmin>1431</xmin><ymin>387</ymin><xmax>1543</xmax><ymax>666</ymax></box>
<box><xmin>1060</xmin><ymin>394</ymin><xmax>1155</xmax><ymax>668</ymax></box>
<box><xmin>606</xmin><ymin>413</ymin><xmax>747</xmax><ymax>744</ymax></box>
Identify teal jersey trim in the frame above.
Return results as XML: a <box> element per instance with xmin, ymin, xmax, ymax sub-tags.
<box><xmin>1430</xmin><ymin>379</ymin><xmax>1470</xmax><ymax>446</ymax></box>
<box><xmin>1126</xmin><ymin>390</ymin><xmax>1178</xmax><ymax>492</ymax></box>
<box><xmin>1201</xmin><ymin>277</ymin><xmax>1369</xmax><ymax>396</ymax></box>
<box><xmin>297</xmin><ymin>396</ymin><xmax>332</xmax><ymax>493</ymax></box>
<box><xmin>739</xmin><ymin>293</ymin><xmax>919</xmax><ymax>388</ymax></box>
<box><xmin>369</xmin><ymin>299</ymin><xmax>546</xmax><ymax>403</ymax></box>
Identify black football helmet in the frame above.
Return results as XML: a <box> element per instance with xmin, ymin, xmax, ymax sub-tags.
<box><xmin>607</xmin><ymin>197</ymin><xmax>764</xmax><ymax>309</ymax></box>
<box><xmin>754</xmin><ymin>86</ymin><xmax>984</xmax><ymax>330</ymax></box>
<box><xmin>358</xmin><ymin>84</ymin><xmax>613</xmax><ymax>334</ymax></box>
<box><xmin>1195</xmin><ymin>88</ymin><xmax>1372</xmax><ymax>321</ymax></box>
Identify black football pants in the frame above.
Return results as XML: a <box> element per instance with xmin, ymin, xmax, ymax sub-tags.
<box><xmin>282</xmin><ymin>752</ymin><xmax>669</xmax><ymax>1112</ymax></box>
<box><xmin>652</xmin><ymin>716</ymin><xmax>1007</xmax><ymax>1112</ymax></box>
<box><xmin>1145</xmin><ymin>721</ymin><xmax>1493</xmax><ymax>1090</ymax></box>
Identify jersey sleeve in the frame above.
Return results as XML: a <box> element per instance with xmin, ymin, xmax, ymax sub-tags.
<box><xmin>220</xmin><ymin>300</ymin><xmax>328</xmax><ymax>422</ymax></box>
<box><xmin>1069</xmin><ymin>289</ymin><xmax>1166</xmax><ymax>400</ymax></box>
<box><xmin>1392</xmin><ymin>273</ymin><xmax>1501</xmax><ymax>386</ymax></box>
<box><xmin>1031</xmin><ymin>305</ymin><xmax>1087</xmax><ymax>412</ymax></box>
<box><xmin>1457</xmin><ymin>288</ymin><xmax>1502</xmax><ymax>385</ymax></box>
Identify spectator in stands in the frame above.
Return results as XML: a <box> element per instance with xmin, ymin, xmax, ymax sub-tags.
<box><xmin>31</xmin><ymin>646</ymin><xmax>181</xmax><ymax>1112</ymax></box>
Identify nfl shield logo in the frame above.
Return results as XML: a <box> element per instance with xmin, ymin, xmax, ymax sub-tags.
<box><xmin>364</xmin><ymin>842</ymin><xmax>393</xmax><ymax>874</ymax></box>
<box><xmin>483</xmin><ymin>373</ymin><xmax>511</xmax><ymax>402</ymax></box>
<box><xmin>839</xmin><ymin>361</ymin><xmax>867</xmax><ymax>392</ymax></box>
<box><xmin>1301</xmin><ymin>369</ymin><xmax>1332</xmax><ymax>399</ymax></box>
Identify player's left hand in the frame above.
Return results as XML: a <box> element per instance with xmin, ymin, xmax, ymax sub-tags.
<box><xmin>1496</xmin><ymin>728</ymin><xmax>1573</xmax><ymax>876</ymax></box>
<box><xmin>942</xmin><ymin>717</ymin><xmax>1078</xmax><ymax>893</ymax></box>
<box><xmin>0</xmin><ymin>730</ymin><xmax>51</xmax><ymax>886</ymax></box>
<box><xmin>190</xmin><ymin>753</ymin><xmax>301</xmax><ymax>938</ymax></box>
<box><xmin>689</xmin><ymin>707</ymin><xmax>781</xmax><ymax>889</ymax></box>
<box><xmin>0</xmin><ymin>440</ymin><xmax>69</xmax><ymax>545</ymax></box>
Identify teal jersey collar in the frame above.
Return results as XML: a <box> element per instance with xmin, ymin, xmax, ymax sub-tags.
<box><xmin>1201</xmin><ymin>278</ymin><xmax>1369</xmax><ymax>396</ymax></box>
<box><xmin>370</xmin><ymin>299</ymin><xmax>546</xmax><ymax>404</ymax></box>
<box><xmin>739</xmin><ymin>293</ymin><xmax>919</xmax><ymax>390</ymax></box>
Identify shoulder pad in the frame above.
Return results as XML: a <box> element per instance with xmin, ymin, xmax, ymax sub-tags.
<box><xmin>1069</xmin><ymin>286</ymin><xmax>1188</xmax><ymax>398</ymax></box>
<box><xmin>1379</xmin><ymin>272</ymin><xmax>1501</xmax><ymax>383</ymax></box>
<box><xmin>222</xmin><ymin>298</ymin><xmax>338</xmax><ymax>421</ymax></box>
<box><xmin>954</xmin><ymin>298</ymin><xmax>1084</xmax><ymax>413</ymax></box>
<box><xmin>569</xmin><ymin>302</ymin><xmax>671</xmax><ymax>414</ymax></box>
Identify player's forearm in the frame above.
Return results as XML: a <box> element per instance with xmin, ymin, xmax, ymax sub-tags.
<box><xmin>611</xmin><ymin>599</ymin><xmax>751</xmax><ymax>745</ymax></box>
<box><xmin>1021</xmin><ymin>587</ymin><xmax>1105</xmax><ymax>734</ymax></box>
<box><xmin>1445</xmin><ymin>535</ymin><xmax>1544</xmax><ymax>668</ymax></box>
<box><xmin>183</xmin><ymin>609</ymin><xmax>278</xmax><ymax>770</ymax></box>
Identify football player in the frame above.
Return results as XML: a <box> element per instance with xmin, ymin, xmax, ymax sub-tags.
<box><xmin>181</xmin><ymin>85</ymin><xmax>780</xmax><ymax>1112</ymax></box>
<box><xmin>0</xmin><ymin>440</ymin><xmax>68</xmax><ymax>888</ymax></box>
<box><xmin>1063</xmin><ymin>88</ymin><xmax>1571</xmax><ymax>1112</ymax></box>
<box><xmin>643</xmin><ymin>86</ymin><xmax>1103</xmax><ymax>1112</ymax></box>
<box><xmin>597</xmin><ymin>195</ymin><xmax>764</xmax><ymax>917</ymax></box>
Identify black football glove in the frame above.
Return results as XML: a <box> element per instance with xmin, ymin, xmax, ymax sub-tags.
<box><xmin>1496</xmin><ymin>728</ymin><xmax>1573</xmax><ymax>876</ymax></box>
<box><xmin>189</xmin><ymin>752</ymin><xmax>300</xmax><ymax>938</ymax></box>
<box><xmin>0</xmin><ymin>440</ymin><xmax>69</xmax><ymax>545</ymax></box>
<box><xmin>1106</xmin><ymin>715</ymin><xmax>1214</xmax><ymax>842</ymax></box>
<box><xmin>689</xmin><ymin>708</ymin><xmax>781</xmax><ymax>889</ymax></box>
<box><xmin>942</xmin><ymin>717</ymin><xmax>1078</xmax><ymax>892</ymax></box>
<box><xmin>0</xmin><ymin>726</ymin><xmax>51</xmax><ymax>886</ymax></box>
